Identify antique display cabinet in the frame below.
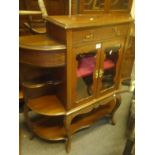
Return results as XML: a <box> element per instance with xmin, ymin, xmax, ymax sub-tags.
<box><xmin>19</xmin><ymin>0</ymin><xmax>134</xmax><ymax>153</ymax></box>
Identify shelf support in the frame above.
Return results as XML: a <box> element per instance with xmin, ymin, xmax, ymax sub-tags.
<box><xmin>23</xmin><ymin>104</ymin><xmax>35</xmax><ymax>139</ymax></box>
<box><xmin>110</xmin><ymin>94</ymin><xmax>121</xmax><ymax>125</ymax></box>
<box><xmin>64</xmin><ymin>115</ymin><xmax>72</xmax><ymax>153</ymax></box>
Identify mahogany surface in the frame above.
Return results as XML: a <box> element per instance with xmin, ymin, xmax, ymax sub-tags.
<box><xmin>24</xmin><ymin>96</ymin><xmax>120</xmax><ymax>141</ymax></box>
<box><xmin>27</xmin><ymin>95</ymin><xmax>66</xmax><ymax>116</ymax></box>
<box><xmin>19</xmin><ymin>34</ymin><xmax>66</xmax><ymax>67</ymax></box>
<box><xmin>45</xmin><ymin>14</ymin><xmax>133</xmax><ymax>29</ymax></box>
<box><xmin>43</xmin><ymin>14</ymin><xmax>132</xmax><ymax>153</ymax></box>
<box><xmin>71</xmin><ymin>99</ymin><xmax>116</xmax><ymax>134</ymax></box>
<box><xmin>121</xmin><ymin>23</ymin><xmax>135</xmax><ymax>79</ymax></box>
<box><xmin>19</xmin><ymin>34</ymin><xmax>66</xmax><ymax>51</ymax></box>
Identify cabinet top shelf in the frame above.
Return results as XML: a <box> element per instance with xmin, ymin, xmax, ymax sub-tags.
<box><xmin>19</xmin><ymin>35</ymin><xmax>66</xmax><ymax>51</ymax></box>
<box><xmin>45</xmin><ymin>14</ymin><xmax>133</xmax><ymax>29</ymax></box>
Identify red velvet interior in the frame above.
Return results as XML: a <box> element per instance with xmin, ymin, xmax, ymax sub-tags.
<box><xmin>77</xmin><ymin>57</ymin><xmax>115</xmax><ymax>78</ymax></box>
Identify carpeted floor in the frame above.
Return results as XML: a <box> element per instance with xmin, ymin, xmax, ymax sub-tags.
<box><xmin>19</xmin><ymin>86</ymin><xmax>133</xmax><ymax>155</ymax></box>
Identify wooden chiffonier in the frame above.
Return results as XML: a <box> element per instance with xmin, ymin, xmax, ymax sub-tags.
<box><xmin>20</xmin><ymin>14</ymin><xmax>133</xmax><ymax>153</ymax></box>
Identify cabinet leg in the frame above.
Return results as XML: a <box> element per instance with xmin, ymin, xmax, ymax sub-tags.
<box><xmin>66</xmin><ymin>137</ymin><xmax>71</xmax><ymax>153</ymax></box>
<box><xmin>64</xmin><ymin>116</ymin><xmax>72</xmax><ymax>153</ymax></box>
<box><xmin>23</xmin><ymin>103</ymin><xmax>35</xmax><ymax>140</ymax></box>
<box><xmin>110</xmin><ymin>95</ymin><xmax>121</xmax><ymax>126</ymax></box>
<box><xmin>29</xmin><ymin>133</ymin><xmax>35</xmax><ymax>140</ymax></box>
<box><xmin>111</xmin><ymin>115</ymin><xmax>116</xmax><ymax>125</ymax></box>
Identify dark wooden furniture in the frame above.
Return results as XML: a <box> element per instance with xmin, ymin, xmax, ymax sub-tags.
<box><xmin>19</xmin><ymin>0</ymin><xmax>69</xmax><ymax>35</ymax></box>
<box><xmin>69</xmin><ymin>0</ymin><xmax>133</xmax><ymax>15</ymax></box>
<box><xmin>20</xmin><ymin>13</ymin><xmax>133</xmax><ymax>153</ymax></box>
<box><xmin>19</xmin><ymin>0</ymin><xmax>48</xmax><ymax>35</ymax></box>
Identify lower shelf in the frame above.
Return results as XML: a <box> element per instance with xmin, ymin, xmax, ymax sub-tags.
<box><xmin>71</xmin><ymin>100</ymin><xmax>116</xmax><ymax>134</ymax></box>
<box><xmin>31</xmin><ymin>116</ymin><xmax>66</xmax><ymax>140</ymax></box>
<box><xmin>27</xmin><ymin>99</ymin><xmax>117</xmax><ymax>141</ymax></box>
<box><xmin>27</xmin><ymin>95</ymin><xmax>66</xmax><ymax>116</ymax></box>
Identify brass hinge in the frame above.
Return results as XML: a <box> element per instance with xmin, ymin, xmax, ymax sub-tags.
<box><xmin>95</xmin><ymin>70</ymin><xmax>99</xmax><ymax>78</ymax></box>
<box><xmin>99</xmin><ymin>69</ymin><xmax>104</xmax><ymax>78</ymax></box>
<box><xmin>95</xmin><ymin>69</ymin><xmax>104</xmax><ymax>78</ymax></box>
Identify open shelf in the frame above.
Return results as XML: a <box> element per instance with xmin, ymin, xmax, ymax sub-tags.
<box><xmin>22</xmin><ymin>79</ymin><xmax>62</xmax><ymax>89</ymax></box>
<box><xmin>71</xmin><ymin>100</ymin><xmax>116</xmax><ymax>134</ymax></box>
<box><xmin>19</xmin><ymin>34</ymin><xmax>66</xmax><ymax>68</ymax></box>
<box><xmin>29</xmin><ymin>99</ymin><xmax>116</xmax><ymax>141</ymax></box>
<box><xmin>31</xmin><ymin>116</ymin><xmax>66</xmax><ymax>141</ymax></box>
<box><xmin>27</xmin><ymin>95</ymin><xmax>66</xmax><ymax>116</ymax></box>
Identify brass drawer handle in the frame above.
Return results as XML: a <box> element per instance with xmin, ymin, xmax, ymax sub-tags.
<box><xmin>83</xmin><ymin>33</ymin><xmax>94</xmax><ymax>41</ymax></box>
<box><xmin>113</xmin><ymin>27</ymin><xmax>121</xmax><ymax>36</ymax></box>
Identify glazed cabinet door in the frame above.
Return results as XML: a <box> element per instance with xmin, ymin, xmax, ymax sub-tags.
<box><xmin>78</xmin><ymin>0</ymin><xmax>132</xmax><ymax>14</ymax></box>
<box><xmin>97</xmin><ymin>40</ymin><xmax>124</xmax><ymax>96</ymax></box>
<box><xmin>72</xmin><ymin>44</ymin><xmax>101</xmax><ymax>106</ymax></box>
<box><xmin>79</xmin><ymin>0</ymin><xmax>106</xmax><ymax>13</ymax></box>
<box><xmin>109</xmin><ymin>0</ymin><xmax>132</xmax><ymax>12</ymax></box>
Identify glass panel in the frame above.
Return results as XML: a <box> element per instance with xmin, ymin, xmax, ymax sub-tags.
<box><xmin>84</xmin><ymin>0</ymin><xmax>105</xmax><ymax>10</ymax></box>
<box><xmin>110</xmin><ymin>0</ymin><xmax>128</xmax><ymax>10</ymax></box>
<box><xmin>76</xmin><ymin>51</ymin><xmax>97</xmax><ymax>102</ymax></box>
<box><xmin>100</xmin><ymin>46</ymin><xmax>120</xmax><ymax>91</ymax></box>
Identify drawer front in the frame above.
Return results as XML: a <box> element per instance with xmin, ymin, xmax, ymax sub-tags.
<box><xmin>72</xmin><ymin>24</ymin><xmax>129</xmax><ymax>46</ymax></box>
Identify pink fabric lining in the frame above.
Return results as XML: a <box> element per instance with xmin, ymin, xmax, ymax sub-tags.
<box><xmin>77</xmin><ymin>57</ymin><xmax>115</xmax><ymax>78</ymax></box>
<box><xmin>103</xmin><ymin>59</ymin><xmax>115</xmax><ymax>70</ymax></box>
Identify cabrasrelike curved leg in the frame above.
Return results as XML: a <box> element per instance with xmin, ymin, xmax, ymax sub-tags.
<box><xmin>110</xmin><ymin>94</ymin><xmax>121</xmax><ymax>125</ymax></box>
<box><xmin>23</xmin><ymin>103</ymin><xmax>35</xmax><ymax>140</ymax></box>
<box><xmin>64</xmin><ymin>115</ymin><xmax>72</xmax><ymax>153</ymax></box>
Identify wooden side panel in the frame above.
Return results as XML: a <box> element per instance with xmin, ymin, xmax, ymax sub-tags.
<box><xmin>44</xmin><ymin>0</ymin><xmax>66</xmax><ymax>15</ymax></box>
<box><xmin>46</xmin><ymin>22</ymin><xmax>66</xmax><ymax>44</ymax></box>
<box><xmin>121</xmin><ymin>34</ymin><xmax>135</xmax><ymax>79</ymax></box>
<box><xmin>56</xmin><ymin>66</ymin><xmax>67</xmax><ymax>108</ymax></box>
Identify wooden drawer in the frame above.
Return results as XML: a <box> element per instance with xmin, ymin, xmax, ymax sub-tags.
<box><xmin>72</xmin><ymin>24</ymin><xmax>129</xmax><ymax>46</ymax></box>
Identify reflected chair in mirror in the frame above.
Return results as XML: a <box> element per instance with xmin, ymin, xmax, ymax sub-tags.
<box><xmin>19</xmin><ymin>0</ymin><xmax>48</xmax><ymax>34</ymax></box>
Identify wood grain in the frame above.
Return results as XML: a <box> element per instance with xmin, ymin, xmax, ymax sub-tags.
<box><xmin>32</xmin><ymin>116</ymin><xmax>66</xmax><ymax>140</ymax></box>
<box><xmin>45</xmin><ymin>14</ymin><xmax>133</xmax><ymax>29</ymax></box>
<box><xmin>21</xmin><ymin>12</ymin><xmax>133</xmax><ymax>153</ymax></box>
<box><xmin>19</xmin><ymin>34</ymin><xmax>66</xmax><ymax>67</ymax></box>
<box><xmin>27</xmin><ymin>95</ymin><xmax>66</xmax><ymax>116</ymax></box>
<box><xmin>71</xmin><ymin>99</ymin><xmax>116</xmax><ymax>134</ymax></box>
<box><xmin>19</xmin><ymin>34</ymin><xmax>66</xmax><ymax>51</ymax></box>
